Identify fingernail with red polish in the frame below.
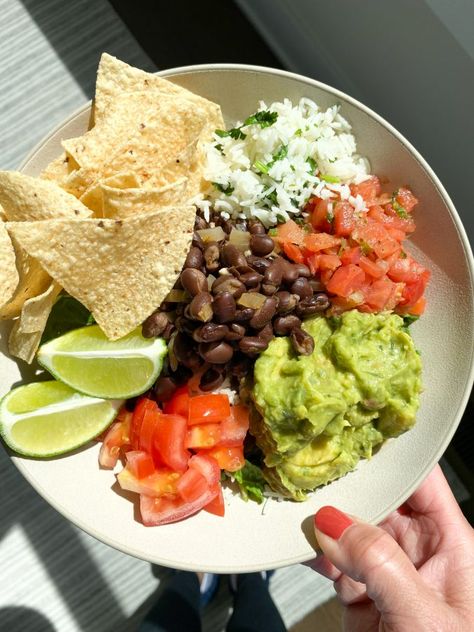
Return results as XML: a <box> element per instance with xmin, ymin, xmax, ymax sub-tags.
<box><xmin>314</xmin><ymin>506</ymin><xmax>353</xmax><ymax>540</ymax></box>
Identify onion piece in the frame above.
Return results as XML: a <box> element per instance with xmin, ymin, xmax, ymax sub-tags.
<box><xmin>238</xmin><ymin>292</ymin><xmax>267</xmax><ymax>309</ymax></box>
<box><xmin>197</xmin><ymin>226</ymin><xmax>226</xmax><ymax>243</ymax></box>
<box><xmin>229</xmin><ymin>228</ymin><xmax>250</xmax><ymax>252</ymax></box>
<box><xmin>207</xmin><ymin>274</ymin><xmax>216</xmax><ymax>291</ymax></box>
<box><xmin>165</xmin><ymin>289</ymin><xmax>188</xmax><ymax>303</ymax></box>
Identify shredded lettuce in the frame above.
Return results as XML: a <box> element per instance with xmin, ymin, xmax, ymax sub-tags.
<box><xmin>231</xmin><ymin>460</ymin><xmax>267</xmax><ymax>504</ymax></box>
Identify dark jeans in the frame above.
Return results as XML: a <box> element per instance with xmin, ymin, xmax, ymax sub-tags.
<box><xmin>139</xmin><ymin>571</ymin><xmax>287</xmax><ymax>632</ymax></box>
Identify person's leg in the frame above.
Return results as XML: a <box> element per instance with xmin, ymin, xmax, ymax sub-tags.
<box><xmin>139</xmin><ymin>571</ymin><xmax>202</xmax><ymax>632</ymax></box>
<box><xmin>226</xmin><ymin>573</ymin><xmax>287</xmax><ymax>632</ymax></box>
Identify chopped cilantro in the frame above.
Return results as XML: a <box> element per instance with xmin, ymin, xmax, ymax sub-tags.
<box><xmin>253</xmin><ymin>160</ymin><xmax>269</xmax><ymax>174</ymax></box>
<box><xmin>268</xmin><ymin>227</ymin><xmax>278</xmax><ymax>236</ymax></box>
<box><xmin>295</xmin><ymin>128</ymin><xmax>302</xmax><ymax>136</ymax></box>
<box><xmin>392</xmin><ymin>199</ymin><xmax>409</xmax><ymax>218</ymax></box>
<box><xmin>306</xmin><ymin>157</ymin><xmax>317</xmax><ymax>172</ymax></box>
<box><xmin>244</xmin><ymin>110</ymin><xmax>278</xmax><ymax>128</ymax></box>
<box><xmin>213</xmin><ymin>182</ymin><xmax>234</xmax><ymax>196</ymax></box>
<box><xmin>272</xmin><ymin>144</ymin><xmax>288</xmax><ymax>162</ymax></box>
<box><xmin>402</xmin><ymin>314</ymin><xmax>420</xmax><ymax>329</ymax></box>
<box><xmin>266</xmin><ymin>190</ymin><xmax>278</xmax><ymax>205</ymax></box>
<box><xmin>400</xmin><ymin>250</ymin><xmax>407</xmax><ymax>259</ymax></box>
<box><xmin>215</xmin><ymin>143</ymin><xmax>224</xmax><ymax>153</ymax></box>
<box><xmin>215</xmin><ymin>127</ymin><xmax>247</xmax><ymax>140</ymax></box>
<box><xmin>360</xmin><ymin>240</ymin><xmax>372</xmax><ymax>255</ymax></box>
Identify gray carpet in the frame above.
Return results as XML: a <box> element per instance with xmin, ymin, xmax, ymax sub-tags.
<box><xmin>0</xmin><ymin>2</ymin><xmax>336</xmax><ymax>630</ymax></box>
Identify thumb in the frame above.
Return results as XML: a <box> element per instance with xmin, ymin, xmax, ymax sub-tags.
<box><xmin>314</xmin><ymin>506</ymin><xmax>432</xmax><ymax>618</ymax></box>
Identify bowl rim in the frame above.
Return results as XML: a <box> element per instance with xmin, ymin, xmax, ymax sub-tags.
<box><xmin>12</xmin><ymin>62</ymin><xmax>474</xmax><ymax>571</ymax></box>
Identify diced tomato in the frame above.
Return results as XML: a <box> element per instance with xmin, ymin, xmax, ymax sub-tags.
<box><xmin>304</xmin><ymin>232</ymin><xmax>341</xmax><ymax>253</ymax></box>
<box><xmin>117</xmin><ymin>466</ymin><xmax>180</xmax><ymax>497</ymax></box>
<box><xmin>185</xmin><ymin>423</ymin><xmax>221</xmax><ymax>449</ymax></box>
<box><xmin>188</xmin><ymin>453</ymin><xmax>221</xmax><ymax>486</ymax></box>
<box><xmin>350</xmin><ymin>176</ymin><xmax>381</xmax><ymax>201</ymax></box>
<box><xmin>154</xmin><ymin>413</ymin><xmax>190</xmax><ymax>472</ymax></box>
<box><xmin>309</xmin><ymin>198</ymin><xmax>334</xmax><ymax>233</ymax></box>
<box><xmin>139</xmin><ymin>403</ymin><xmax>162</xmax><ymax>455</ymax></box>
<box><xmin>131</xmin><ymin>397</ymin><xmax>156</xmax><ymax>450</ymax></box>
<box><xmin>353</xmin><ymin>222</ymin><xmax>400</xmax><ymax>259</ymax></box>
<box><xmin>188</xmin><ymin>394</ymin><xmax>231</xmax><ymax>425</ymax></box>
<box><xmin>219</xmin><ymin>404</ymin><xmax>249</xmax><ymax>446</ymax></box>
<box><xmin>334</xmin><ymin>201</ymin><xmax>357</xmax><ymax>237</ymax></box>
<box><xmin>382</xmin><ymin>205</ymin><xmax>416</xmax><ymax>233</ymax></box>
<box><xmin>283</xmin><ymin>241</ymin><xmax>305</xmax><ymax>263</ymax></box>
<box><xmin>326</xmin><ymin>264</ymin><xmax>365</xmax><ymax>297</ymax></box>
<box><xmin>386</xmin><ymin>227</ymin><xmax>406</xmax><ymax>243</ymax></box>
<box><xmin>276</xmin><ymin>219</ymin><xmax>305</xmax><ymax>245</ymax></box>
<box><xmin>125</xmin><ymin>450</ymin><xmax>156</xmax><ymax>479</ymax></box>
<box><xmin>340</xmin><ymin>246</ymin><xmax>361</xmax><ymax>265</ymax></box>
<box><xmin>387</xmin><ymin>256</ymin><xmax>428</xmax><ymax>284</ymax></box>
<box><xmin>140</xmin><ymin>484</ymin><xmax>220</xmax><ymax>526</ymax></box>
<box><xmin>320</xmin><ymin>267</ymin><xmax>335</xmax><ymax>286</ymax></box>
<box><xmin>204</xmin><ymin>445</ymin><xmax>245</xmax><ymax>472</ymax></box>
<box><xmin>163</xmin><ymin>385</ymin><xmax>190</xmax><ymax>418</ymax></box>
<box><xmin>204</xmin><ymin>485</ymin><xmax>225</xmax><ymax>517</ymax></box>
<box><xmin>400</xmin><ymin>271</ymin><xmax>430</xmax><ymax>307</ymax></box>
<box><xmin>99</xmin><ymin>421</ymin><xmax>128</xmax><ymax>469</ymax></box>
<box><xmin>176</xmin><ymin>467</ymin><xmax>209</xmax><ymax>502</ymax></box>
<box><xmin>359</xmin><ymin>256</ymin><xmax>387</xmax><ymax>279</ymax></box>
<box><xmin>394</xmin><ymin>187</ymin><xmax>418</xmax><ymax>212</ymax></box>
<box><xmin>364</xmin><ymin>276</ymin><xmax>397</xmax><ymax>310</ymax></box>
<box><xmin>318</xmin><ymin>254</ymin><xmax>342</xmax><ymax>271</ymax></box>
<box><xmin>397</xmin><ymin>296</ymin><xmax>426</xmax><ymax>316</ymax></box>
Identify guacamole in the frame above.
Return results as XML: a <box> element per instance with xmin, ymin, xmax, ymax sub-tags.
<box><xmin>251</xmin><ymin>311</ymin><xmax>422</xmax><ymax>500</ymax></box>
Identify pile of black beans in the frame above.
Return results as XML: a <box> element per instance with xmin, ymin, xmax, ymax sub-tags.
<box><xmin>142</xmin><ymin>214</ymin><xmax>330</xmax><ymax>397</ymax></box>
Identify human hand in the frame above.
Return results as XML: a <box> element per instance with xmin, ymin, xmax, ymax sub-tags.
<box><xmin>310</xmin><ymin>465</ymin><xmax>474</xmax><ymax>631</ymax></box>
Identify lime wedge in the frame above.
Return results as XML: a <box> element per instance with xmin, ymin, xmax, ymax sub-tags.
<box><xmin>0</xmin><ymin>381</ymin><xmax>123</xmax><ymax>457</ymax></box>
<box><xmin>37</xmin><ymin>325</ymin><xmax>167</xmax><ymax>399</ymax></box>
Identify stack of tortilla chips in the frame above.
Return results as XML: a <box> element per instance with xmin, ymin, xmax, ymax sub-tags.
<box><xmin>0</xmin><ymin>54</ymin><xmax>223</xmax><ymax>362</ymax></box>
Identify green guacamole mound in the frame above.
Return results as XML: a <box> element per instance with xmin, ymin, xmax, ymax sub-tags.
<box><xmin>252</xmin><ymin>310</ymin><xmax>422</xmax><ymax>500</ymax></box>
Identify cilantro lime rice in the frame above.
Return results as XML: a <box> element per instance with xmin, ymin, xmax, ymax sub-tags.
<box><xmin>198</xmin><ymin>97</ymin><xmax>370</xmax><ymax>226</ymax></box>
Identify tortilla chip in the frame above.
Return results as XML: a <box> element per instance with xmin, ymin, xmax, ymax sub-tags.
<box><xmin>62</xmin><ymin>92</ymin><xmax>208</xmax><ymax>173</ymax></box>
<box><xmin>0</xmin><ymin>171</ymin><xmax>92</xmax><ymax>220</ymax></box>
<box><xmin>94</xmin><ymin>53</ymin><xmax>224</xmax><ymax>133</ymax></box>
<box><xmin>80</xmin><ymin>172</ymin><xmax>141</xmax><ymax>215</ymax></box>
<box><xmin>8</xmin><ymin>282</ymin><xmax>62</xmax><ymax>363</ymax></box>
<box><xmin>0</xmin><ymin>204</ymin><xmax>6</xmax><ymax>221</ymax></box>
<box><xmin>0</xmin><ymin>243</ymin><xmax>51</xmax><ymax>320</ymax></box>
<box><xmin>0</xmin><ymin>222</ymin><xmax>19</xmax><ymax>309</ymax></box>
<box><xmin>101</xmin><ymin>178</ymin><xmax>188</xmax><ymax>218</ymax></box>
<box><xmin>7</xmin><ymin>206</ymin><xmax>196</xmax><ymax>340</ymax></box>
<box><xmin>40</xmin><ymin>153</ymin><xmax>80</xmax><ymax>186</ymax></box>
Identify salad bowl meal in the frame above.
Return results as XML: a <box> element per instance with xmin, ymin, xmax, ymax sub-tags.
<box><xmin>0</xmin><ymin>57</ymin><xmax>473</xmax><ymax>573</ymax></box>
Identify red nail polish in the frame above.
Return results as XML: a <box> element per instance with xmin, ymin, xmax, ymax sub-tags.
<box><xmin>314</xmin><ymin>506</ymin><xmax>353</xmax><ymax>540</ymax></box>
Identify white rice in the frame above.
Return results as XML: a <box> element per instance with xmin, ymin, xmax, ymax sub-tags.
<box><xmin>197</xmin><ymin>97</ymin><xmax>370</xmax><ymax>227</ymax></box>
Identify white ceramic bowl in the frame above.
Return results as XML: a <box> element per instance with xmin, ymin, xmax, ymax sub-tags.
<box><xmin>1</xmin><ymin>65</ymin><xmax>473</xmax><ymax>573</ymax></box>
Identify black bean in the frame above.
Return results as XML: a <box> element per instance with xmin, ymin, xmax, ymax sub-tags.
<box><xmin>291</xmin><ymin>277</ymin><xmax>313</xmax><ymax>300</ymax></box>
<box><xmin>221</xmin><ymin>243</ymin><xmax>247</xmax><ymax>268</ymax></box>
<box><xmin>296</xmin><ymin>294</ymin><xmax>330</xmax><ymax>318</ymax></box>
<box><xmin>170</xmin><ymin>364</ymin><xmax>193</xmax><ymax>385</ymax></box>
<box><xmin>234</xmin><ymin>307</ymin><xmax>255</xmax><ymax>322</ymax></box>
<box><xmin>153</xmin><ymin>376</ymin><xmax>177</xmax><ymax>402</ymax></box>
<box><xmin>175</xmin><ymin>316</ymin><xmax>199</xmax><ymax>336</ymax></box>
<box><xmin>229</xmin><ymin>264</ymin><xmax>254</xmax><ymax>278</ymax></box>
<box><xmin>281</xmin><ymin>262</ymin><xmax>299</xmax><ymax>284</ymax></box>
<box><xmin>258</xmin><ymin>322</ymin><xmax>274</xmax><ymax>343</ymax></box>
<box><xmin>162</xmin><ymin>322</ymin><xmax>175</xmax><ymax>341</ymax></box>
<box><xmin>225</xmin><ymin>323</ymin><xmax>246</xmax><ymax>341</ymax></box>
<box><xmin>199</xmin><ymin>367</ymin><xmax>225</xmax><ymax>391</ymax></box>
<box><xmin>192</xmin><ymin>231</ymin><xmax>205</xmax><ymax>250</ymax></box>
<box><xmin>250</xmin><ymin>297</ymin><xmax>277</xmax><ymax>329</ymax></box>
<box><xmin>192</xmin><ymin>323</ymin><xmax>229</xmax><ymax>343</ymax></box>
<box><xmin>239</xmin><ymin>336</ymin><xmax>269</xmax><ymax>355</ymax></box>
<box><xmin>264</xmin><ymin>259</ymin><xmax>284</xmax><ymax>286</ymax></box>
<box><xmin>184</xmin><ymin>246</ymin><xmax>204</xmax><ymax>269</ymax></box>
<box><xmin>262</xmin><ymin>283</ymin><xmax>278</xmax><ymax>296</ymax></box>
<box><xmin>204</xmin><ymin>243</ymin><xmax>220</xmax><ymax>271</ymax></box>
<box><xmin>250</xmin><ymin>234</ymin><xmax>274</xmax><ymax>257</ymax></box>
<box><xmin>239</xmin><ymin>271</ymin><xmax>263</xmax><ymax>288</ymax></box>
<box><xmin>199</xmin><ymin>340</ymin><xmax>234</xmax><ymax>364</ymax></box>
<box><xmin>212</xmin><ymin>291</ymin><xmax>236</xmax><ymax>323</ymax></box>
<box><xmin>142</xmin><ymin>311</ymin><xmax>169</xmax><ymax>338</ymax></box>
<box><xmin>294</xmin><ymin>263</ymin><xmax>311</xmax><ymax>278</ymax></box>
<box><xmin>249</xmin><ymin>220</ymin><xmax>266</xmax><ymax>235</ymax></box>
<box><xmin>291</xmin><ymin>328</ymin><xmax>315</xmax><ymax>355</ymax></box>
<box><xmin>194</xmin><ymin>216</ymin><xmax>207</xmax><ymax>231</ymax></box>
<box><xmin>180</xmin><ymin>268</ymin><xmax>207</xmax><ymax>296</ymax></box>
<box><xmin>275</xmin><ymin>291</ymin><xmax>299</xmax><ymax>314</ymax></box>
<box><xmin>247</xmin><ymin>256</ymin><xmax>272</xmax><ymax>274</ymax></box>
<box><xmin>212</xmin><ymin>275</ymin><xmax>245</xmax><ymax>299</ymax></box>
<box><xmin>274</xmin><ymin>314</ymin><xmax>301</xmax><ymax>336</ymax></box>
<box><xmin>229</xmin><ymin>353</ymin><xmax>252</xmax><ymax>378</ymax></box>
<box><xmin>173</xmin><ymin>332</ymin><xmax>195</xmax><ymax>364</ymax></box>
<box><xmin>188</xmin><ymin>292</ymin><xmax>213</xmax><ymax>321</ymax></box>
